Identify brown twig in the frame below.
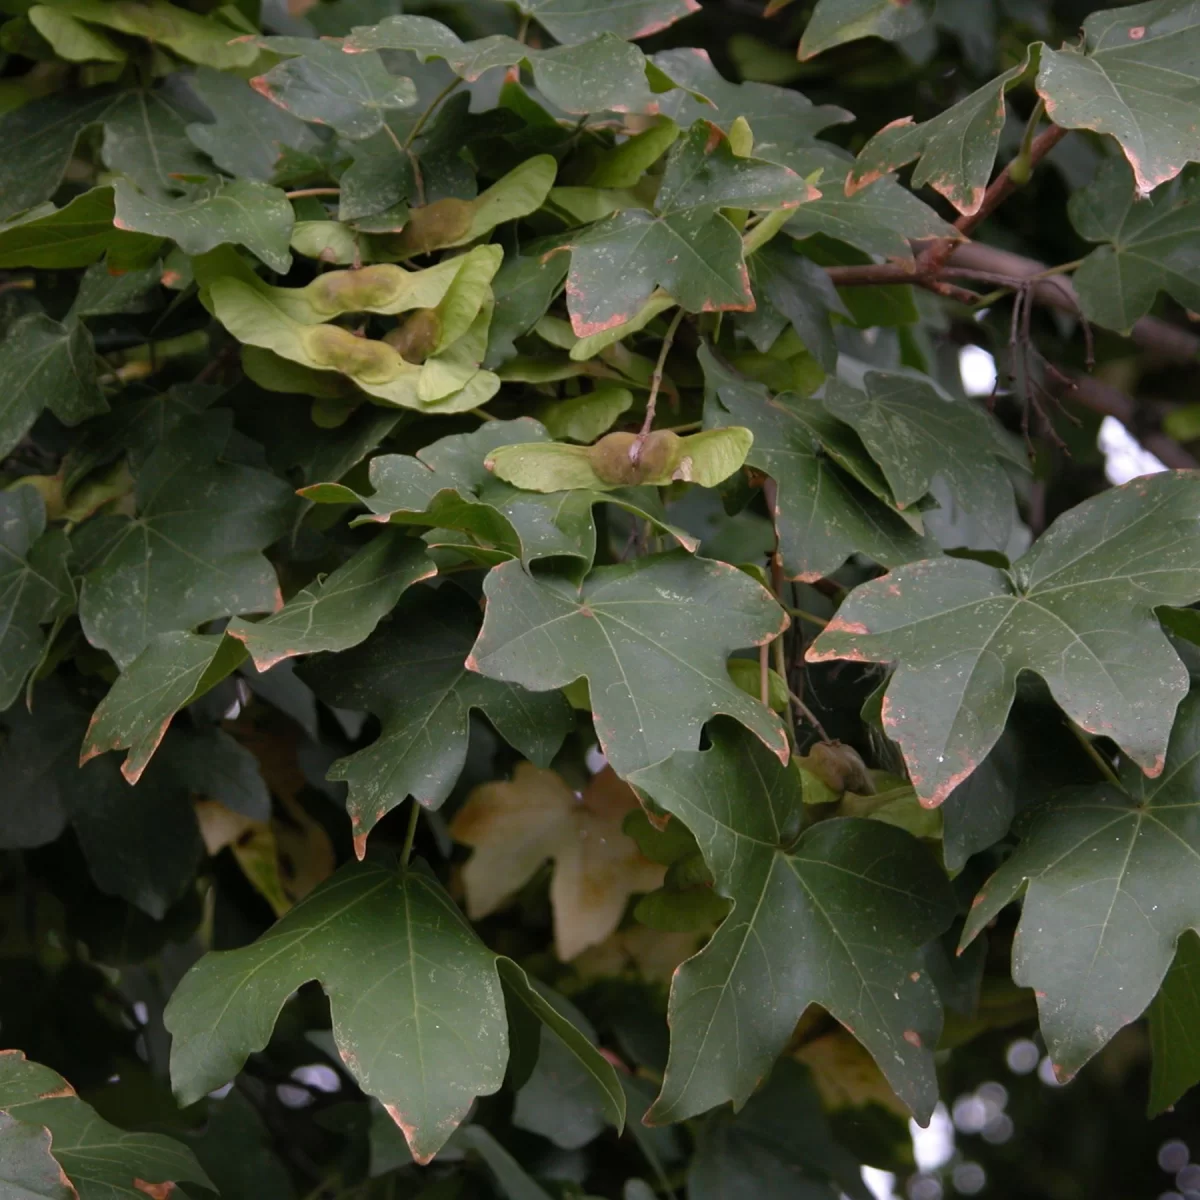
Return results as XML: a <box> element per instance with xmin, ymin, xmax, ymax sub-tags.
<box><xmin>631</xmin><ymin>307</ymin><xmax>685</xmax><ymax>465</ymax></box>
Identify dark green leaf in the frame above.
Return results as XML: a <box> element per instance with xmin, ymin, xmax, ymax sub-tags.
<box><xmin>823</xmin><ymin>370</ymin><xmax>1024</xmax><ymax>552</ymax></box>
<box><xmin>704</xmin><ymin>349</ymin><xmax>932</xmax><ymax>581</ymax></box>
<box><xmin>229</xmin><ymin>532</ymin><xmax>434</xmax><ymax>672</ymax></box>
<box><xmin>469</xmin><ymin>550</ymin><xmax>788</xmax><ymax>776</ymax></box>
<box><xmin>302</xmin><ymin>587</ymin><xmax>571</xmax><ymax>852</ymax></box>
<box><xmin>500</xmin><ymin>0</ymin><xmax>699</xmax><ymax>45</ymax></box>
<box><xmin>0</xmin><ymin>186</ymin><xmax>158</xmax><ymax>269</ymax></box>
<box><xmin>564</xmin><ymin>121</ymin><xmax>818</xmax><ymax>336</ymax></box>
<box><xmin>0</xmin><ymin>1051</ymin><xmax>212</xmax><ymax>1199</ymax></box>
<box><xmin>187</xmin><ymin>66</ymin><xmax>326</xmax><ymax>183</ymax></box>
<box><xmin>1036</xmin><ymin>0</ymin><xmax>1200</xmax><ymax>196</ymax></box>
<box><xmin>848</xmin><ymin>51</ymin><xmax>1033</xmax><ymax>215</ymax></box>
<box><xmin>0</xmin><ymin>486</ymin><xmax>73</xmax><ymax>712</ymax></box>
<box><xmin>0</xmin><ymin>1110</ymin><xmax>74</xmax><ymax>1200</ymax></box>
<box><xmin>308</xmin><ymin>418</ymin><xmax>694</xmax><ymax>573</ymax></box>
<box><xmin>799</xmin><ymin>0</ymin><xmax>932</xmax><ymax>60</ymax></box>
<box><xmin>651</xmin><ymin>48</ymin><xmax>853</xmax><ymax>156</ymax></box>
<box><xmin>77</xmin><ymin>410</ymin><xmax>293</xmax><ymax>668</ymax></box>
<box><xmin>254</xmin><ymin>38</ymin><xmax>417</xmax><ymax>140</ymax></box>
<box><xmin>0</xmin><ymin>313</ymin><xmax>105</xmax><ymax>460</ymax></box>
<box><xmin>810</xmin><ymin>472</ymin><xmax>1200</xmax><ymax>805</ymax></box>
<box><xmin>1149</xmin><ymin>929</ymin><xmax>1200</xmax><ymax>1115</ymax></box>
<box><xmin>346</xmin><ymin>18</ymin><xmax>659</xmax><ymax>115</ymax></box>
<box><xmin>689</xmin><ymin>1059</ymin><xmax>870</xmax><ymax>1200</ymax></box>
<box><xmin>114</xmin><ymin>178</ymin><xmax>295</xmax><ymax>274</ymax></box>
<box><xmin>962</xmin><ymin>688</ymin><xmax>1200</xmax><ymax>1081</ymax></box>
<box><xmin>1071</xmin><ymin>157</ymin><xmax>1200</xmax><ymax>333</ymax></box>
<box><xmin>165</xmin><ymin>858</ymin><xmax>622</xmax><ymax>1163</ymax></box>
<box><xmin>80</xmin><ymin>631</ymin><xmax>248</xmax><ymax>784</ymax></box>
<box><xmin>630</xmin><ymin>724</ymin><xmax>954</xmax><ymax>1124</ymax></box>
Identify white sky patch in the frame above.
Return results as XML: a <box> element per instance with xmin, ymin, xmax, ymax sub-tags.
<box><xmin>959</xmin><ymin>345</ymin><xmax>998</xmax><ymax>397</ymax></box>
<box><xmin>1098</xmin><ymin>415</ymin><xmax>1168</xmax><ymax>484</ymax></box>
<box><xmin>912</xmin><ymin>1103</ymin><xmax>956</xmax><ymax>1172</ymax></box>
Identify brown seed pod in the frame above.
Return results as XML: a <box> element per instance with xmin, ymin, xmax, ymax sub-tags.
<box><xmin>587</xmin><ymin>430</ymin><xmax>682</xmax><ymax>485</ymax></box>
<box><xmin>384</xmin><ymin>309</ymin><xmax>441</xmax><ymax>363</ymax></box>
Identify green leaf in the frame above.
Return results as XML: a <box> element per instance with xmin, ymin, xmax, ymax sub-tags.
<box><xmin>28</xmin><ymin>4</ymin><xmax>126</xmax><ymax>63</ymax></box>
<box><xmin>780</xmin><ymin>147</ymin><xmax>960</xmax><ymax>261</ymax></box>
<box><xmin>961</xmin><ymin>688</ymin><xmax>1200</xmax><ymax>1082</ymax></box>
<box><xmin>32</xmin><ymin>0</ymin><xmax>257</xmax><ymax>68</ymax></box>
<box><xmin>630</xmin><ymin>723</ymin><xmax>954</xmax><ymax>1124</ymax></box>
<box><xmin>822</xmin><ymin>370</ymin><xmax>1024</xmax><ymax>552</ymax></box>
<box><xmin>486</xmin><ymin>426</ymin><xmax>753</xmax><ymax>492</ymax></box>
<box><xmin>302</xmin><ymin>586</ymin><xmax>571</xmax><ymax>853</ymax></box>
<box><xmin>651</xmin><ymin>48</ymin><xmax>853</xmax><ymax>156</ymax></box>
<box><xmin>741</xmin><ymin>241</ymin><xmax>849</xmax><ymax>372</ymax></box>
<box><xmin>0</xmin><ymin>186</ymin><xmax>158</xmax><ymax>269</ymax></box>
<box><xmin>308</xmin><ymin>418</ymin><xmax>695</xmax><ymax>572</ymax></box>
<box><xmin>77</xmin><ymin>410</ymin><xmax>293</xmax><ymax>668</ymax></box>
<box><xmin>0</xmin><ymin>486</ymin><xmax>73</xmax><ymax>712</ymax></box>
<box><xmin>1070</xmin><ymin>157</ymin><xmax>1200</xmax><ymax>333</ymax></box>
<box><xmin>1149</xmin><ymin>928</ymin><xmax>1200</xmax><ymax>1115</ymax></box>
<box><xmin>498</xmin><ymin>0</ymin><xmax>699</xmax><ymax>45</ymax></box>
<box><xmin>165</xmin><ymin>857</ymin><xmax>622</xmax><ymax>1163</ymax></box>
<box><xmin>485</xmin><ymin>248</ymin><xmax>569</xmax><ymax>368</ymax></box>
<box><xmin>455</xmin><ymin>1126</ymin><xmax>554</xmax><ymax>1200</ymax></box>
<box><xmin>704</xmin><ymin>349</ymin><xmax>932</xmax><ymax>581</ymax></box>
<box><xmin>848</xmin><ymin>50</ymin><xmax>1033</xmax><ymax>216</ymax></box>
<box><xmin>0</xmin><ymin>89</ymin><xmax>116</xmax><ymax>220</ymax></box>
<box><xmin>589</xmin><ymin>119</ymin><xmax>681</xmax><ymax>187</ymax></box>
<box><xmin>688</xmin><ymin>1059</ymin><xmax>870</xmax><ymax>1200</ymax></box>
<box><xmin>0</xmin><ymin>1050</ymin><xmax>212</xmax><ymax>1199</ymax></box>
<box><xmin>253</xmin><ymin>37</ymin><xmax>417</xmax><ymax>140</ymax></box>
<box><xmin>469</xmin><ymin>550</ymin><xmax>788</xmax><ymax>776</ymax></box>
<box><xmin>564</xmin><ymin>120</ymin><xmax>818</xmax><ymax>336</ymax></box>
<box><xmin>540</xmin><ymin>386</ymin><xmax>634</xmax><ymax>442</ymax></box>
<box><xmin>0</xmin><ymin>1109</ymin><xmax>74</xmax><ymax>1200</ymax></box>
<box><xmin>114</xmin><ymin>178</ymin><xmax>295</xmax><ymax>274</ymax></box>
<box><xmin>808</xmin><ymin>471</ymin><xmax>1200</xmax><ymax>805</ymax></box>
<box><xmin>100</xmin><ymin>89</ymin><xmax>213</xmax><ymax>199</ymax></box>
<box><xmin>80</xmin><ymin>631</ymin><xmax>248</xmax><ymax>784</ymax></box>
<box><xmin>799</xmin><ymin>0</ymin><xmax>932</xmax><ymax>60</ymax></box>
<box><xmin>1036</xmin><ymin>0</ymin><xmax>1200</xmax><ymax>196</ymax></box>
<box><xmin>229</xmin><ymin>531</ymin><xmax>434</xmax><ymax>672</ymax></box>
<box><xmin>346</xmin><ymin>19</ymin><xmax>661</xmax><ymax>115</ymax></box>
<box><xmin>390</xmin><ymin>156</ymin><xmax>556</xmax><ymax>256</ymax></box>
<box><xmin>186</xmin><ymin>66</ymin><xmax>325</xmax><ymax>183</ymax></box>
<box><xmin>0</xmin><ymin>313</ymin><xmax>106</xmax><ymax>460</ymax></box>
<box><xmin>205</xmin><ymin>276</ymin><xmax>477</xmax><ymax>411</ymax></box>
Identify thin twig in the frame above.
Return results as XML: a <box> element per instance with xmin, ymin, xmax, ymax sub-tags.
<box><xmin>1066</xmin><ymin>722</ymin><xmax>1121</xmax><ymax>787</ymax></box>
<box><xmin>631</xmin><ymin>307</ymin><xmax>685</xmax><ymax>464</ymax></box>
<box><xmin>787</xmin><ymin>687</ymin><xmax>832</xmax><ymax>742</ymax></box>
<box><xmin>400</xmin><ymin>799</ymin><xmax>421</xmax><ymax>869</ymax></box>
<box><xmin>759</xmin><ymin>643</ymin><xmax>770</xmax><ymax>708</ymax></box>
<box><xmin>284</xmin><ymin>187</ymin><xmax>340</xmax><ymax>200</ymax></box>
<box><xmin>786</xmin><ymin>607</ymin><xmax>829</xmax><ymax>628</ymax></box>
<box><xmin>403</xmin><ymin>77</ymin><xmax>463</xmax><ymax>151</ymax></box>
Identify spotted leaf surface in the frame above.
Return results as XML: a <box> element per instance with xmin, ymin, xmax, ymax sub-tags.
<box><xmin>165</xmin><ymin>858</ymin><xmax>622</xmax><ymax>1163</ymax></box>
<box><xmin>631</xmin><ymin>724</ymin><xmax>955</xmax><ymax>1125</ymax></box>
<box><xmin>469</xmin><ymin>550</ymin><xmax>789</xmax><ymax>776</ymax></box>
<box><xmin>809</xmin><ymin>471</ymin><xmax>1200</xmax><ymax>805</ymax></box>
<box><xmin>1037</xmin><ymin>0</ymin><xmax>1200</xmax><ymax>195</ymax></box>
<box><xmin>962</xmin><ymin>689</ymin><xmax>1200</xmax><ymax>1082</ymax></box>
<box><xmin>563</xmin><ymin>121</ymin><xmax>818</xmax><ymax>336</ymax></box>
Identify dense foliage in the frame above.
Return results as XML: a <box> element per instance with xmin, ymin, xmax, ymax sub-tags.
<box><xmin>4</xmin><ymin>0</ymin><xmax>1200</xmax><ymax>1197</ymax></box>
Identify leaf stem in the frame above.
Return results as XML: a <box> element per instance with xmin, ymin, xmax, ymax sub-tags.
<box><xmin>400</xmin><ymin>799</ymin><xmax>421</xmax><ymax>868</ymax></box>
<box><xmin>403</xmin><ymin>77</ymin><xmax>463</xmax><ymax>151</ymax></box>
<box><xmin>786</xmin><ymin>606</ymin><xmax>829</xmax><ymax>628</ymax></box>
<box><xmin>633</xmin><ymin>307</ymin><xmax>685</xmax><ymax>461</ymax></box>
<box><xmin>773</xmin><ymin>633</ymin><xmax>795</xmax><ymax>749</ymax></box>
<box><xmin>1067</xmin><ymin>722</ymin><xmax>1121</xmax><ymax>787</ymax></box>
<box><xmin>1009</xmin><ymin>98</ymin><xmax>1048</xmax><ymax>186</ymax></box>
<box><xmin>285</xmin><ymin>187</ymin><xmax>340</xmax><ymax>200</ymax></box>
<box><xmin>787</xmin><ymin>687</ymin><xmax>831</xmax><ymax>743</ymax></box>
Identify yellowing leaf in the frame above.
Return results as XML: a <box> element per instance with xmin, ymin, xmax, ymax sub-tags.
<box><xmin>452</xmin><ymin>764</ymin><xmax>664</xmax><ymax>961</ymax></box>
